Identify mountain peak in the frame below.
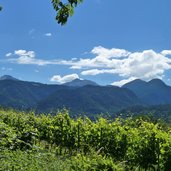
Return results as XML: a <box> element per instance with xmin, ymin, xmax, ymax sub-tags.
<box><xmin>122</xmin><ymin>78</ymin><xmax>171</xmax><ymax>105</ymax></box>
<box><xmin>63</xmin><ymin>78</ymin><xmax>98</xmax><ymax>87</ymax></box>
<box><xmin>0</xmin><ymin>75</ymin><xmax>19</xmax><ymax>81</ymax></box>
<box><xmin>122</xmin><ymin>78</ymin><xmax>167</xmax><ymax>88</ymax></box>
<box><xmin>122</xmin><ymin>79</ymin><xmax>147</xmax><ymax>88</ymax></box>
<box><xmin>148</xmin><ymin>78</ymin><xmax>166</xmax><ymax>86</ymax></box>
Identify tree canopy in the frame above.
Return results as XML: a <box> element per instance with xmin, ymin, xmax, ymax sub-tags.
<box><xmin>0</xmin><ymin>0</ymin><xmax>83</xmax><ymax>25</ymax></box>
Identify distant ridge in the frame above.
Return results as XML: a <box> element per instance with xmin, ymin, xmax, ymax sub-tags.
<box><xmin>123</xmin><ymin>78</ymin><xmax>171</xmax><ymax>105</ymax></box>
<box><xmin>37</xmin><ymin>85</ymin><xmax>139</xmax><ymax>114</ymax></box>
<box><xmin>0</xmin><ymin>76</ymin><xmax>170</xmax><ymax>115</ymax></box>
<box><xmin>148</xmin><ymin>78</ymin><xmax>166</xmax><ymax>87</ymax></box>
<box><xmin>0</xmin><ymin>75</ymin><xmax>19</xmax><ymax>81</ymax></box>
<box><xmin>63</xmin><ymin>78</ymin><xmax>98</xmax><ymax>87</ymax></box>
<box><xmin>0</xmin><ymin>76</ymin><xmax>140</xmax><ymax>114</ymax></box>
<box><xmin>123</xmin><ymin>78</ymin><xmax>167</xmax><ymax>87</ymax></box>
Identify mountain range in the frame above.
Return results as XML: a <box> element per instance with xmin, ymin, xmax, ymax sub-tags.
<box><xmin>0</xmin><ymin>75</ymin><xmax>171</xmax><ymax>116</ymax></box>
<box><xmin>123</xmin><ymin>79</ymin><xmax>171</xmax><ymax>105</ymax></box>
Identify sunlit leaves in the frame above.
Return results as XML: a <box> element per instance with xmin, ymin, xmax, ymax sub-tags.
<box><xmin>0</xmin><ymin>1</ymin><xmax>83</xmax><ymax>25</ymax></box>
<box><xmin>1</xmin><ymin>108</ymin><xmax>171</xmax><ymax>170</ymax></box>
<box><xmin>51</xmin><ymin>0</ymin><xmax>83</xmax><ymax>25</ymax></box>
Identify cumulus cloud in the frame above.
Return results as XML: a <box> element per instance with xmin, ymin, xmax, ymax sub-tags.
<box><xmin>161</xmin><ymin>50</ymin><xmax>171</xmax><ymax>56</ymax></box>
<box><xmin>111</xmin><ymin>77</ymin><xmax>137</xmax><ymax>87</ymax></box>
<box><xmin>9</xmin><ymin>50</ymin><xmax>46</xmax><ymax>65</ymax></box>
<box><xmin>79</xmin><ymin>48</ymin><xmax>171</xmax><ymax>85</ymax></box>
<box><xmin>45</xmin><ymin>33</ymin><xmax>52</xmax><ymax>37</ymax></box>
<box><xmin>69</xmin><ymin>46</ymin><xmax>130</xmax><ymax>69</ymax></box>
<box><xmin>5</xmin><ymin>46</ymin><xmax>171</xmax><ymax>86</ymax></box>
<box><xmin>50</xmin><ymin>74</ymin><xmax>79</xmax><ymax>84</ymax></box>
<box><xmin>113</xmin><ymin>50</ymin><xmax>171</xmax><ymax>80</ymax></box>
<box><xmin>92</xmin><ymin>46</ymin><xmax>130</xmax><ymax>58</ymax></box>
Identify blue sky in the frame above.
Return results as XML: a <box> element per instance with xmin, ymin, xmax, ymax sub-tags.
<box><xmin>1</xmin><ymin>0</ymin><xmax>171</xmax><ymax>86</ymax></box>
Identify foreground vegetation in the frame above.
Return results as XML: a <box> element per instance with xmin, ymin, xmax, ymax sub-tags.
<box><xmin>1</xmin><ymin>109</ymin><xmax>171</xmax><ymax>170</ymax></box>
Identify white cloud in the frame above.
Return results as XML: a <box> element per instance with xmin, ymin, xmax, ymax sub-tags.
<box><xmin>81</xmin><ymin>69</ymin><xmax>118</xmax><ymax>75</ymax></box>
<box><xmin>7</xmin><ymin>49</ymin><xmax>73</xmax><ymax>66</ymax></box>
<box><xmin>161</xmin><ymin>50</ymin><xmax>171</xmax><ymax>56</ymax></box>
<box><xmin>7</xmin><ymin>47</ymin><xmax>130</xmax><ymax>68</ymax></box>
<box><xmin>10</xmin><ymin>49</ymin><xmax>49</xmax><ymax>65</ymax></box>
<box><xmin>11</xmin><ymin>57</ymin><xmax>50</xmax><ymax>65</ymax></box>
<box><xmin>45</xmin><ymin>33</ymin><xmax>52</xmax><ymax>37</ymax></box>
<box><xmin>111</xmin><ymin>77</ymin><xmax>137</xmax><ymax>87</ymax></box>
<box><xmin>5</xmin><ymin>46</ymin><xmax>171</xmax><ymax>85</ymax></box>
<box><xmin>5</xmin><ymin>53</ymin><xmax>12</xmax><ymax>57</ymax></box>
<box><xmin>71</xmin><ymin>57</ymin><xmax>77</xmax><ymax>61</ymax></box>
<box><xmin>92</xmin><ymin>46</ymin><xmax>130</xmax><ymax>58</ymax></box>
<box><xmin>14</xmin><ymin>50</ymin><xmax>35</xmax><ymax>58</ymax></box>
<box><xmin>68</xmin><ymin>47</ymin><xmax>130</xmax><ymax>69</ymax></box>
<box><xmin>79</xmin><ymin>49</ymin><xmax>171</xmax><ymax>84</ymax></box>
<box><xmin>67</xmin><ymin>47</ymin><xmax>130</xmax><ymax>70</ymax></box>
<box><xmin>118</xmin><ymin>50</ymin><xmax>171</xmax><ymax>80</ymax></box>
<box><xmin>50</xmin><ymin>74</ymin><xmax>79</xmax><ymax>84</ymax></box>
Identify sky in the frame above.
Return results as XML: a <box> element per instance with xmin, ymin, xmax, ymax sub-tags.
<box><xmin>1</xmin><ymin>0</ymin><xmax>171</xmax><ymax>86</ymax></box>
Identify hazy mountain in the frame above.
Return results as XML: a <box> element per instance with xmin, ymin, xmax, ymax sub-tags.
<box><xmin>0</xmin><ymin>75</ymin><xmax>171</xmax><ymax>116</ymax></box>
<box><xmin>36</xmin><ymin>85</ymin><xmax>140</xmax><ymax>115</ymax></box>
<box><xmin>0</xmin><ymin>75</ymin><xmax>19</xmax><ymax>81</ymax></box>
<box><xmin>63</xmin><ymin>78</ymin><xmax>98</xmax><ymax>87</ymax></box>
<box><xmin>123</xmin><ymin>79</ymin><xmax>171</xmax><ymax>105</ymax></box>
<box><xmin>0</xmin><ymin>77</ymin><xmax>68</xmax><ymax>109</ymax></box>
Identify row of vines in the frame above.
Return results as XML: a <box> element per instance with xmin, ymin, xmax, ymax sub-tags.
<box><xmin>1</xmin><ymin>108</ymin><xmax>171</xmax><ymax>170</ymax></box>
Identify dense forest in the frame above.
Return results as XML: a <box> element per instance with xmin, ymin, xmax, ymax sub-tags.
<box><xmin>117</xmin><ymin>104</ymin><xmax>171</xmax><ymax>124</ymax></box>
<box><xmin>1</xmin><ymin>108</ymin><xmax>171</xmax><ymax>170</ymax></box>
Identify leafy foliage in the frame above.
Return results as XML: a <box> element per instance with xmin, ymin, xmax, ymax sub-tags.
<box><xmin>52</xmin><ymin>0</ymin><xmax>83</xmax><ymax>25</ymax></box>
<box><xmin>118</xmin><ymin>104</ymin><xmax>171</xmax><ymax>124</ymax></box>
<box><xmin>0</xmin><ymin>0</ymin><xmax>83</xmax><ymax>25</ymax></box>
<box><xmin>1</xmin><ymin>108</ymin><xmax>171</xmax><ymax>170</ymax></box>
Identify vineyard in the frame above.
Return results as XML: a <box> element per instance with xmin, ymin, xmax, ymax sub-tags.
<box><xmin>1</xmin><ymin>109</ymin><xmax>171</xmax><ymax>170</ymax></box>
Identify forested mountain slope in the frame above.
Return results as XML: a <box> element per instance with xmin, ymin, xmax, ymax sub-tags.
<box><xmin>123</xmin><ymin>79</ymin><xmax>171</xmax><ymax>105</ymax></box>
